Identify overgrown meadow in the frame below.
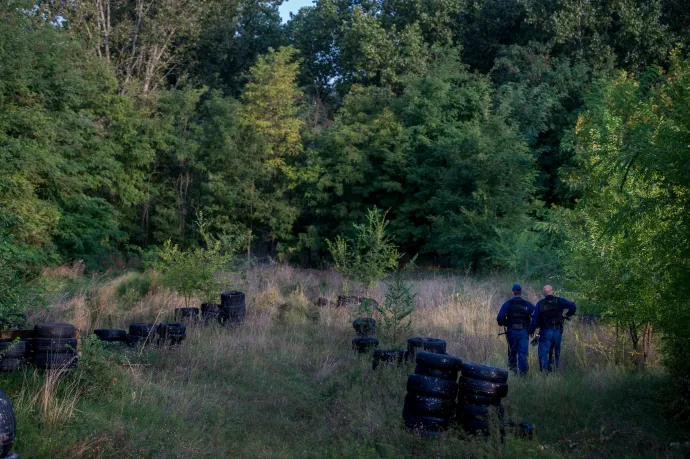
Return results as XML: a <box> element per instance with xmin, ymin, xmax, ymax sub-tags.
<box><xmin>1</xmin><ymin>265</ymin><xmax>687</xmax><ymax>458</ymax></box>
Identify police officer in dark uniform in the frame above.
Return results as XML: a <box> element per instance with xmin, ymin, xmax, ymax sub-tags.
<box><xmin>531</xmin><ymin>285</ymin><xmax>577</xmax><ymax>372</ymax></box>
<box><xmin>496</xmin><ymin>284</ymin><xmax>535</xmax><ymax>375</ymax></box>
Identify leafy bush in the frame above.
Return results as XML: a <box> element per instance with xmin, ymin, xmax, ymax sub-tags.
<box><xmin>326</xmin><ymin>207</ymin><xmax>400</xmax><ymax>294</ymax></box>
<box><xmin>154</xmin><ymin>214</ymin><xmax>245</xmax><ymax>306</ymax></box>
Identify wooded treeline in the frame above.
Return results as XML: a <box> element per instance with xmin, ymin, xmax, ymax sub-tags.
<box><xmin>2</xmin><ymin>0</ymin><xmax>687</xmax><ymax>270</ymax></box>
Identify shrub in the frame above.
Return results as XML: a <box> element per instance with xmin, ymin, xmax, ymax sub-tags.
<box><xmin>326</xmin><ymin>207</ymin><xmax>400</xmax><ymax>295</ymax></box>
<box><xmin>375</xmin><ymin>259</ymin><xmax>417</xmax><ymax>348</ymax></box>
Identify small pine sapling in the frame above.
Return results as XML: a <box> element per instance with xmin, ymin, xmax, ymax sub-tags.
<box><xmin>376</xmin><ymin>257</ymin><xmax>417</xmax><ymax>348</ymax></box>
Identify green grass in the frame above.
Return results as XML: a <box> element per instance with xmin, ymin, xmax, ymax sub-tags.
<box><xmin>2</xmin><ymin>267</ymin><xmax>689</xmax><ymax>458</ymax></box>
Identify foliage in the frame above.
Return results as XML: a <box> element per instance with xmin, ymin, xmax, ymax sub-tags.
<box><xmin>562</xmin><ymin>54</ymin><xmax>690</xmax><ymax>401</ymax></box>
<box><xmin>154</xmin><ymin>214</ymin><xmax>244</xmax><ymax>306</ymax></box>
<box><xmin>326</xmin><ymin>208</ymin><xmax>400</xmax><ymax>294</ymax></box>
<box><xmin>376</xmin><ymin>258</ymin><xmax>417</xmax><ymax>347</ymax></box>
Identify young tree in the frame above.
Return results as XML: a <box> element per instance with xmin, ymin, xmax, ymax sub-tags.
<box><xmin>239</xmin><ymin>46</ymin><xmax>305</xmax><ymax>258</ymax></box>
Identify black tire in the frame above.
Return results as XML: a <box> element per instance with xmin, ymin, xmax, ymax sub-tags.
<box><xmin>34</xmin><ymin>323</ymin><xmax>75</xmax><ymax>339</ymax></box>
<box><xmin>407</xmin><ymin>374</ymin><xmax>458</xmax><ymax>400</ymax></box>
<box><xmin>0</xmin><ymin>360</ymin><xmax>22</xmax><ymax>372</ymax></box>
<box><xmin>352</xmin><ymin>337</ymin><xmax>379</xmax><ymax>354</ymax></box>
<box><xmin>416</xmin><ymin>351</ymin><xmax>463</xmax><ymax>371</ymax></box>
<box><xmin>220</xmin><ymin>291</ymin><xmax>245</xmax><ymax>307</ymax></box>
<box><xmin>422</xmin><ymin>338</ymin><xmax>446</xmax><ymax>354</ymax></box>
<box><xmin>0</xmin><ymin>341</ymin><xmax>28</xmax><ymax>359</ymax></box>
<box><xmin>458</xmin><ymin>392</ymin><xmax>502</xmax><ymax>406</ymax></box>
<box><xmin>402</xmin><ymin>409</ymin><xmax>451</xmax><ymax>431</ymax></box>
<box><xmin>175</xmin><ymin>308</ymin><xmax>199</xmax><ymax>321</ymax></box>
<box><xmin>157</xmin><ymin>322</ymin><xmax>186</xmax><ymax>345</ymax></box>
<box><xmin>457</xmin><ymin>403</ymin><xmax>504</xmax><ymax>421</ymax></box>
<box><xmin>33</xmin><ymin>338</ymin><xmax>78</xmax><ymax>354</ymax></box>
<box><xmin>128</xmin><ymin>323</ymin><xmax>156</xmax><ymax>337</ymax></box>
<box><xmin>404</xmin><ymin>393</ymin><xmax>455</xmax><ymax>418</ymax></box>
<box><xmin>0</xmin><ymin>390</ymin><xmax>16</xmax><ymax>457</ymax></box>
<box><xmin>461</xmin><ymin>362</ymin><xmax>509</xmax><ymax>383</ymax></box>
<box><xmin>460</xmin><ymin>377</ymin><xmax>508</xmax><ymax>398</ymax></box>
<box><xmin>33</xmin><ymin>353</ymin><xmax>78</xmax><ymax>370</ymax></box>
<box><xmin>414</xmin><ymin>364</ymin><xmax>458</xmax><ymax>382</ymax></box>
<box><xmin>352</xmin><ymin>318</ymin><xmax>377</xmax><ymax>337</ymax></box>
<box><xmin>94</xmin><ymin>329</ymin><xmax>127</xmax><ymax>342</ymax></box>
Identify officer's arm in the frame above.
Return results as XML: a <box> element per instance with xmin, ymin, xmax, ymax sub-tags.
<box><xmin>529</xmin><ymin>302</ymin><xmax>539</xmax><ymax>333</ymax></box>
<box><xmin>496</xmin><ymin>302</ymin><xmax>508</xmax><ymax>326</ymax></box>
<box><xmin>560</xmin><ymin>297</ymin><xmax>577</xmax><ymax>317</ymax></box>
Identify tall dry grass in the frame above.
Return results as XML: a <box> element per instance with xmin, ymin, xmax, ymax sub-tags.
<box><xmin>4</xmin><ymin>264</ymin><xmax>683</xmax><ymax>458</ymax></box>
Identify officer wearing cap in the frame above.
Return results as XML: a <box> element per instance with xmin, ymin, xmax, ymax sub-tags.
<box><xmin>496</xmin><ymin>284</ymin><xmax>535</xmax><ymax>375</ymax></box>
<box><xmin>531</xmin><ymin>285</ymin><xmax>577</xmax><ymax>372</ymax></box>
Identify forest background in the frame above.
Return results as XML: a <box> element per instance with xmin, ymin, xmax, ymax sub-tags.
<box><xmin>1</xmin><ymin>0</ymin><xmax>690</xmax><ymax>416</ymax></box>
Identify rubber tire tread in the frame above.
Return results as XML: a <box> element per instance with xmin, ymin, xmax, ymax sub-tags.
<box><xmin>0</xmin><ymin>390</ymin><xmax>16</xmax><ymax>457</ymax></box>
<box><xmin>422</xmin><ymin>338</ymin><xmax>446</xmax><ymax>354</ymax></box>
<box><xmin>33</xmin><ymin>338</ymin><xmax>77</xmax><ymax>354</ymax></box>
<box><xmin>414</xmin><ymin>365</ymin><xmax>458</xmax><ymax>382</ymax></box>
<box><xmin>460</xmin><ymin>376</ymin><xmax>508</xmax><ymax>398</ymax></box>
<box><xmin>416</xmin><ymin>351</ymin><xmax>463</xmax><ymax>371</ymax></box>
<box><xmin>461</xmin><ymin>362</ymin><xmax>509</xmax><ymax>383</ymax></box>
<box><xmin>352</xmin><ymin>337</ymin><xmax>379</xmax><ymax>354</ymax></box>
<box><xmin>404</xmin><ymin>393</ymin><xmax>455</xmax><ymax>417</ymax></box>
<box><xmin>33</xmin><ymin>323</ymin><xmax>75</xmax><ymax>339</ymax></box>
<box><xmin>402</xmin><ymin>409</ymin><xmax>451</xmax><ymax>431</ymax></box>
<box><xmin>0</xmin><ymin>341</ymin><xmax>28</xmax><ymax>359</ymax></box>
<box><xmin>407</xmin><ymin>374</ymin><xmax>458</xmax><ymax>400</ymax></box>
<box><xmin>459</xmin><ymin>392</ymin><xmax>502</xmax><ymax>406</ymax></box>
<box><xmin>220</xmin><ymin>291</ymin><xmax>245</xmax><ymax>306</ymax></box>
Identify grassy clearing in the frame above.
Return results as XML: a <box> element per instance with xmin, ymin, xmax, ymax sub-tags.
<box><xmin>2</xmin><ymin>266</ymin><xmax>689</xmax><ymax>458</ymax></box>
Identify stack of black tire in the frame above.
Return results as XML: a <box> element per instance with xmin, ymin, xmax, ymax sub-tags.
<box><xmin>33</xmin><ymin>323</ymin><xmax>78</xmax><ymax>370</ymax></box>
<box><xmin>156</xmin><ymin>322</ymin><xmax>186</xmax><ymax>346</ymax></box>
<box><xmin>372</xmin><ymin>349</ymin><xmax>406</xmax><ymax>369</ymax></box>
<box><xmin>220</xmin><ymin>292</ymin><xmax>246</xmax><ymax>325</ymax></box>
<box><xmin>0</xmin><ymin>339</ymin><xmax>30</xmax><ymax>372</ymax></box>
<box><xmin>0</xmin><ymin>390</ymin><xmax>18</xmax><ymax>459</ymax></box>
<box><xmin>126</xmin><ymin>323</ymin><xmax>157</xmax><ymax>347</ymax></box>
<box><xmin>457</xmin><ymin>363</ymin><xmax>509</xmax><ymax>435</ymax></box>
<box><xmin>175</xmin><ymin>308</ymin><xmax>199</xmax><ymax>323</ymax></box>
<box><xmin>403</xmin><ymin>352</ymin><xmax>462</xmax><ymax>433</ymax></box>
<box><xmin>351</xmin><ymin>318</ymin><xmax>379</xmax><ymax>354</ymax></box>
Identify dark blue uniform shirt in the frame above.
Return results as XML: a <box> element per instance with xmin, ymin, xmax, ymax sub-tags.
<box><xmin>496</xmin><ymin>297</ymin><xmax>535</xmax><ymax>327</ymax></box>
<box><xmin>531</xmin><ymin>295</ymin><xmax>577</xmax><ymax>332</ymax></box>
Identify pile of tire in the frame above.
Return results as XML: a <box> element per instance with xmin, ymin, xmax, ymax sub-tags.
<box><xmin>156</xmin><ymin>322</ymin><xmax>186</xmax><ymax>346</ymax></box>
<box><xmin>456</xmin><ymin>363</ymin><xmax>509</xmax><ymax>435</ymax></box>
<box><xmin>407</xmin><ymin>337</ymin><xmax>447</xmax><ymax>360</ymax></box>
<box><xmin>175</xmin><ymin>308</ymin><xmax>199</xmax><ymax>324</ymax></box>
<box><xmin>0</xmin><ymin>390</ymin><xmax>18</xmax><ymax>459</ymax></box>
<box><xmin>403</xmin><ymin>351</ymin><xmax>462</xmax><ymax>433</ymax></box>
<box><xmin>352</xmin><ymin>318</ymin><xmax>379</xmax><ymax>354</ymax></box>
<box><xmin>94</xmin><ymin>329</ymin><xmax>128</xmax><ymax>347</ymax></box>
<box><xmin>220</xmin><ymin>292</ymin><xmax>246</xmax><ymax>325</ymax></box>
<box><xmin>126</xmin><ymin>323</ymin><xmax>157</xmax><ymax>347</ymax></box>
<box><xmin>0</xmin><ymin>339</ymin><xmax>30</xmax><ymax>372</ymax></box>
<box><xmin>32</xmin><ymin>323</ymin><xmax>78</xmax><ymax>370</ymax></box>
